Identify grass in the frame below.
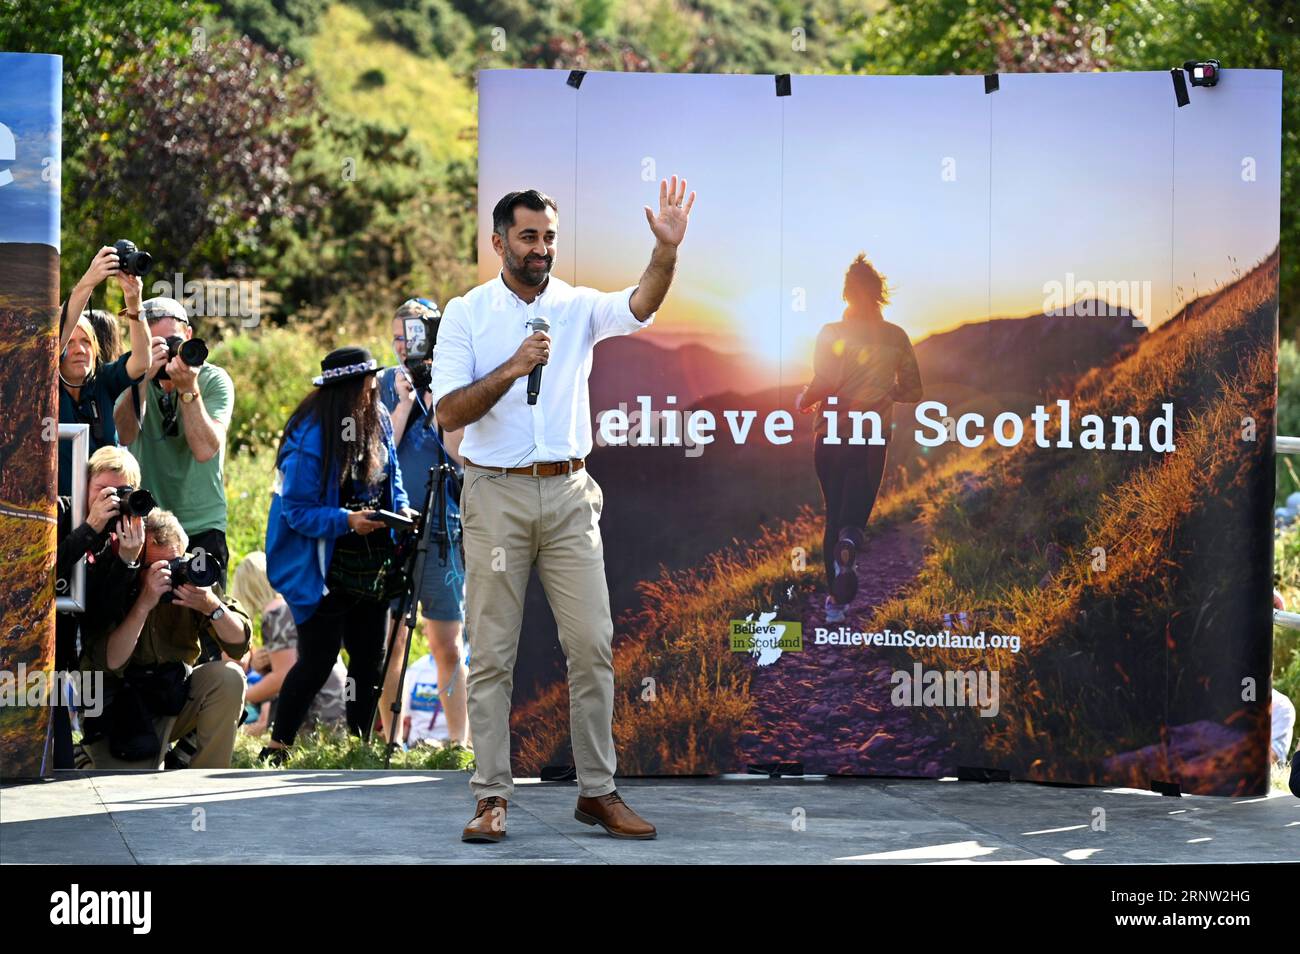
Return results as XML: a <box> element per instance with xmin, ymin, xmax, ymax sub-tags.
<box><xmin>305</xmin><ymin>3</ymin><xmax>476</xmax><ymax>168</ymax></box>
<box><xmin>231</xmin><ymin>721</ymin><xmax>473</xmax><ymax>770</ymax></box>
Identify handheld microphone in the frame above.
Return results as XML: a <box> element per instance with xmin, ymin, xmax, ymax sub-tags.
<box><xmin>526</xmin><ymin>315</ymin><xmax>550</xmax><ymax>406</ymax></box>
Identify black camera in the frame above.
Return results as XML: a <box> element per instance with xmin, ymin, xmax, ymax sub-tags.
<box><xmin>402</xmin><ymin>298</ymin><xmax>441</xmax><ymax>391</ymax></box>
<box><xmin>113</xmin><ymin>485</ymin><xmax>157</xmax><ymax>518</ymax></box>
<box><xmin>155</xmin><ymin>335</ymin><xmax>208</xmax><ymax>382</ymax></box>
<box><xmin>113</xmin><ymin>239</ymin><xmax>153</xmax><ymax>278</ymax></box>
<box><xmin>159</xmin><ymin>551</ymin><xmax>222</xmax><ymax>602</ymax></box>
<box><xmin>1183</xmin><ymin>59</ymin><xmax>1220</xmax><ymax>88</ymax></box>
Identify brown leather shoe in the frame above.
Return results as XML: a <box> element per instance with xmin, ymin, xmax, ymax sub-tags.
<box><xmin>461</xmin><ymin>796</ymin><xmax>508</xmax><ymax>843</ymax></box>
<box><xmin>575</xmin><ymin>790</ymin><xmax>656</xmax><ymax>839</ymax></box>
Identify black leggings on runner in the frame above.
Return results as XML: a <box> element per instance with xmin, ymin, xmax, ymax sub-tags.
<box><xmin>814</xmin><ymin>436</ymin><xmax>890</xmax><ymax>590</ymax></box>
<box><xmin>271</xmin><ymin>588</ymin><xmax>387</xmax><ymax>746</ymax></box>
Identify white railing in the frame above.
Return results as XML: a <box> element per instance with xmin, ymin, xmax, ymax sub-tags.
<box><xmin>56</xmin><ymin>424</ymin><xmax>89</xmax><ymax>613</ymax></box>
<box><xmin>1277</xmin><ymin>434</ymin><xmax>1300</xmax><ymax>630</ymax></box>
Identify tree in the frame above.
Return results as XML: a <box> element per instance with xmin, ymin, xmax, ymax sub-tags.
<box><xmin>0</xmin><ymin>0</ymin><xmax>212</xmax><ymax>290</ymax></box>
<box><xmin>78</xmin><ymin>34</ymin><xmax>318</xmax><ymax>280</ymax></box>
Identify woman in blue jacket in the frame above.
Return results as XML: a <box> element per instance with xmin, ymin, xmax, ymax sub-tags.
<box><xmin>261</xmin><ymin>347</ymin><xmax>413</xmax><ymax>762</ymax></box>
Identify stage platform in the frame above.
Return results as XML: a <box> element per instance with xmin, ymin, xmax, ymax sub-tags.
<box><xmin>2</xmin><ymin>771</ymin><xmax>1296</xmax><ymax>865</ymax></box>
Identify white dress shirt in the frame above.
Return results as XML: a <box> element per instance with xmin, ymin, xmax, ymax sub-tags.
<box><xmin>431</xmin><ymin>271</ymin><xmax>655</xmax><ymax>467</ymax></box>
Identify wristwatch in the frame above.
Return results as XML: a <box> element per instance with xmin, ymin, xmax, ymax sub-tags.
<box><xmin>207</xmin><ymin>604</ymin><xmax>226</xmax><ymax>622</ymax></box>
<box><xmin>126</xmin><ymin>310</ymin><xmax>141</xmax><ymax>322</ymax></box>
<box><xmin>180</xmin><ymin>390</ymin><xmax>200</xmax><ymax>404</ymax></box>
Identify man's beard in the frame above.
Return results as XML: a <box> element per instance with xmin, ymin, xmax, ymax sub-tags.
<box><xmin>506</xmin><ymin>248</ymin><xmax>552</xmax><ymax>287</ymax></box>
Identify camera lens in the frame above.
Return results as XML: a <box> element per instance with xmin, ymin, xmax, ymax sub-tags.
<box><xmin>113</xmin><ymin>239</ymin><xmax>153</xmax><ymax>277</ymax></box>
<box><xmin>172</xmin><ymin>553</ymin><xmax>221</xmax><ymax>589</ymax></box>
<box><xmin>179</xmin><ymin>338</ymin><xmax>208</xmax><ymax>368</ymax></box>
<box><xmin>188</xmin><ymin>558</ymin><xmax>221</xmax><ymax>589</ymax></box>
<box><xmin>126</xmin><ymin>488</ymin><xmax>156</xmax><ymax>517</ymax></box>
<box><xmin>130</xmin><ymin>249</ymin><xmax>153</xmax><ymax>277</ymax></box>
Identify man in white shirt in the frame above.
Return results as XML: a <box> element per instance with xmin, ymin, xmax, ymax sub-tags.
<box><xmin>433</xmin><ymin>178</ymin><xmax>695</xmax><ymax>843</ymax></box>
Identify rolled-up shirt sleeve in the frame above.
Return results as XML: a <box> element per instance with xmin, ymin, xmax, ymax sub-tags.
<box><xmin>431</xmin><ymin>297</ymin><xmax>475</xmax><ymax>411</ymax></box>
<box><xmin>590</xmin><ymin>285</ymin><xmax>654</xmax><ymax>344</ymax></box>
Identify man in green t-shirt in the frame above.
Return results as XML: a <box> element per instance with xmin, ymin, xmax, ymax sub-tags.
<box><xmin>115</xmin><ymin>297</ymin><xmax>235</xmax><ymax>592</ymax></box>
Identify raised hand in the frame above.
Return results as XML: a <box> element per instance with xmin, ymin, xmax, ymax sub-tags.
<box><xmin>76</xmin><ymin>246</ymin><xmax>120</xmax><ymax>294</ymax></box>
<box><xmin>643</xmin><ymin>175</ymin><xmax>696</xmax><ymax>248</ymax></box>
<box><xmin>87</xmin><ymin>485</ymin><xmax>122</xmax><ymax>534</ymax></box>
<box><xmin>116</xmin><ymin>270</ymin><xmax>143</xmax><ymax>311</ymax></box>
<box><xmin>117</xmin><ymin>514</ymin><xmax>145</xmax><ymax>565</ymax></box>
<box><xmin>138</xmin><ymin>560</ymin><xmax>173</xmax><ymax>611</ymax></box>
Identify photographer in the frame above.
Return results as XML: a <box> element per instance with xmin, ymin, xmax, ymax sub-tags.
<box><xmin>261</xmin><ymin>347</ymin><xmax>415</xmax><ymax>764</ymax></box>
<box><xmin>57</xmin><ymin>246</ymin><xmax>164</xmax><ymax>496</ymax></box>
<box><xmin>53</xmin><ymin>446</ymin><xmax>149</xmax><ymax>768</ymax></box>
<box><xmin>115</xmin><ymin>297</ymin><xmax>235</xmax><ymax>589</ymax></box>
<box><xmin>78</xmin><ymin>510</ymin><xmax>252</xmax><ymax>769</ymax></box>
<box><xmin>377</xmin><ymin>298</ymin><xmax>468</xmax><ymax>747</ymax></box>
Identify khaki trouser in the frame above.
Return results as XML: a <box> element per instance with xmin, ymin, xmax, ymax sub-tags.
<box><xmin>83</xmin><ymin>661</ymin><xmax>246</xmax><ymax>769</ymax></box>
<box><xmin>460</xmin><ymin>464</ymin><xmax>617</xmax><ymax>800</ymax></box>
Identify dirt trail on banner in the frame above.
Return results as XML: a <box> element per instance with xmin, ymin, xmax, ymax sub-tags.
<box><xmin>738</xmin><ymin>520</ymin><xmax>958</xmax><ymax>776</ymax></box>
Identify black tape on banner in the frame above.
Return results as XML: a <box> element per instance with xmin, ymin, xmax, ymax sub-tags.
<box><xmin>1170</xmin><ymin>67</ymin><xmax>1190</xmax><ymax>107</ymax></box>
<box><xmin>1151</xmin><ymin>778</ymin><xmax>1183</xmax><ymax>797</ymax></box>
<box><xmin>984</xmin><ymin>73</ymin><xmax>999</xmax><ymax>94</ymax></box>
<box><xmin>566</xmin><ymin>69</ymin><xmax>586</xmax><ymax>90</ymax></box>
<box><xmin>775</xmin><ymin>73</ymin><xmax>791</xmax><ymax>97</ymax></box>
<box><xmin>747</xmin><ymin>761</ymin><xmax>803</xmax><ymax>777</ymax></box>
<box><xmin>956</xmin><ymin>765</ymin><xmax>1011</xmax><ymax>783</ymax></box>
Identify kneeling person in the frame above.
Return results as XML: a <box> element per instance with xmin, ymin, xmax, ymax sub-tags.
<box><xmin>79</xmin><ymin>510</ymin><xmax>253</xmax><ymax>768</ymax></box>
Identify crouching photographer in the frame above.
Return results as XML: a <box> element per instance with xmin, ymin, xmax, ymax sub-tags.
<box><xmin>78</xmin><ymin>510</ymin><xmax>253</xmax><ymax>769</ymax></box>
<box><xmin>53</xmin><ymin>446</ymin><xmax>150</xmax><ymax>768</ymax></box>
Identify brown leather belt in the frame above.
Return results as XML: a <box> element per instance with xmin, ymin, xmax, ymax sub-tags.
<box><xmin>464</xmin><ymin>457</ymin><xmax>585</xmax><ymax>477</ymax></box>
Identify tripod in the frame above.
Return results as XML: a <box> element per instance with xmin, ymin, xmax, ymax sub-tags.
<box><xmin>363</xmin><ymin>425</ymin><xmax>463</xmax><ymax>768</ymax></box>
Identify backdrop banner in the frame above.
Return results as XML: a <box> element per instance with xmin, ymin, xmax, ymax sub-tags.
<box><xmin>0</xmin><ymin>52</ymin><xmax>62</xmax><ymax>778</ymax></box>
<box><xmin>478</xmin><ymin>68</ymin><xmax>1281</xmax><ymax>797</ymax></box>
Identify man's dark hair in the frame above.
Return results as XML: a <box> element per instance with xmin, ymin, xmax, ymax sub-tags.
<box><xmin>493</xmin><ymin>189</ymin><xmax>558</xmax><ymax>238</ymax></box>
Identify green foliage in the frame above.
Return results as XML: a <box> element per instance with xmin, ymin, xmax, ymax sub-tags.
<box><xmin>231</xmin><ymin>722</ymin><xmax>475</xmax><ymax>768</ymax></box>
<box><xmin>213</xmin><ymin>0</ymin><xmax>329</xmax><ymax>57</ymax></box>
<box><xmin>79</xmin><ymin>34</ymin><xmax>316</xmax><ymax>281</ymax></box>
<box><xmin>225</xmin><ymin>445</ymin><xmax>275</xmax><ymax>575</ymax></box>
<box><xmin>304</xmin><ymin>3</ymin><xmax>476</xmax><ymax>165</ymax></box>
<box><xmin>451</xmin><ymin>0</ymin><xmax>861</xmax><ymax>73</ymax></box>
<box><xmin>1272</xmin><ymin>521</ymin><xmax>1300</xmax><ymax>719</ymax></box>
<box><xmin>0</xmin><ymin>0</ymin><xmax>214</xmax><ymax>295</ymax></box>
<box><xmin>1278</xmin><ymin>339</ymin><xmax>1300</xmax><ymax>505</ymax></box>
<box><xmin>265</xmin><ymin>112</ymin><xmax>477</xmax><ymax>325</ymax></box>
<box><xmin>355</xmin><ymin>0</ymin><xmax>475</xmax><ymax>70</ymax></box>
